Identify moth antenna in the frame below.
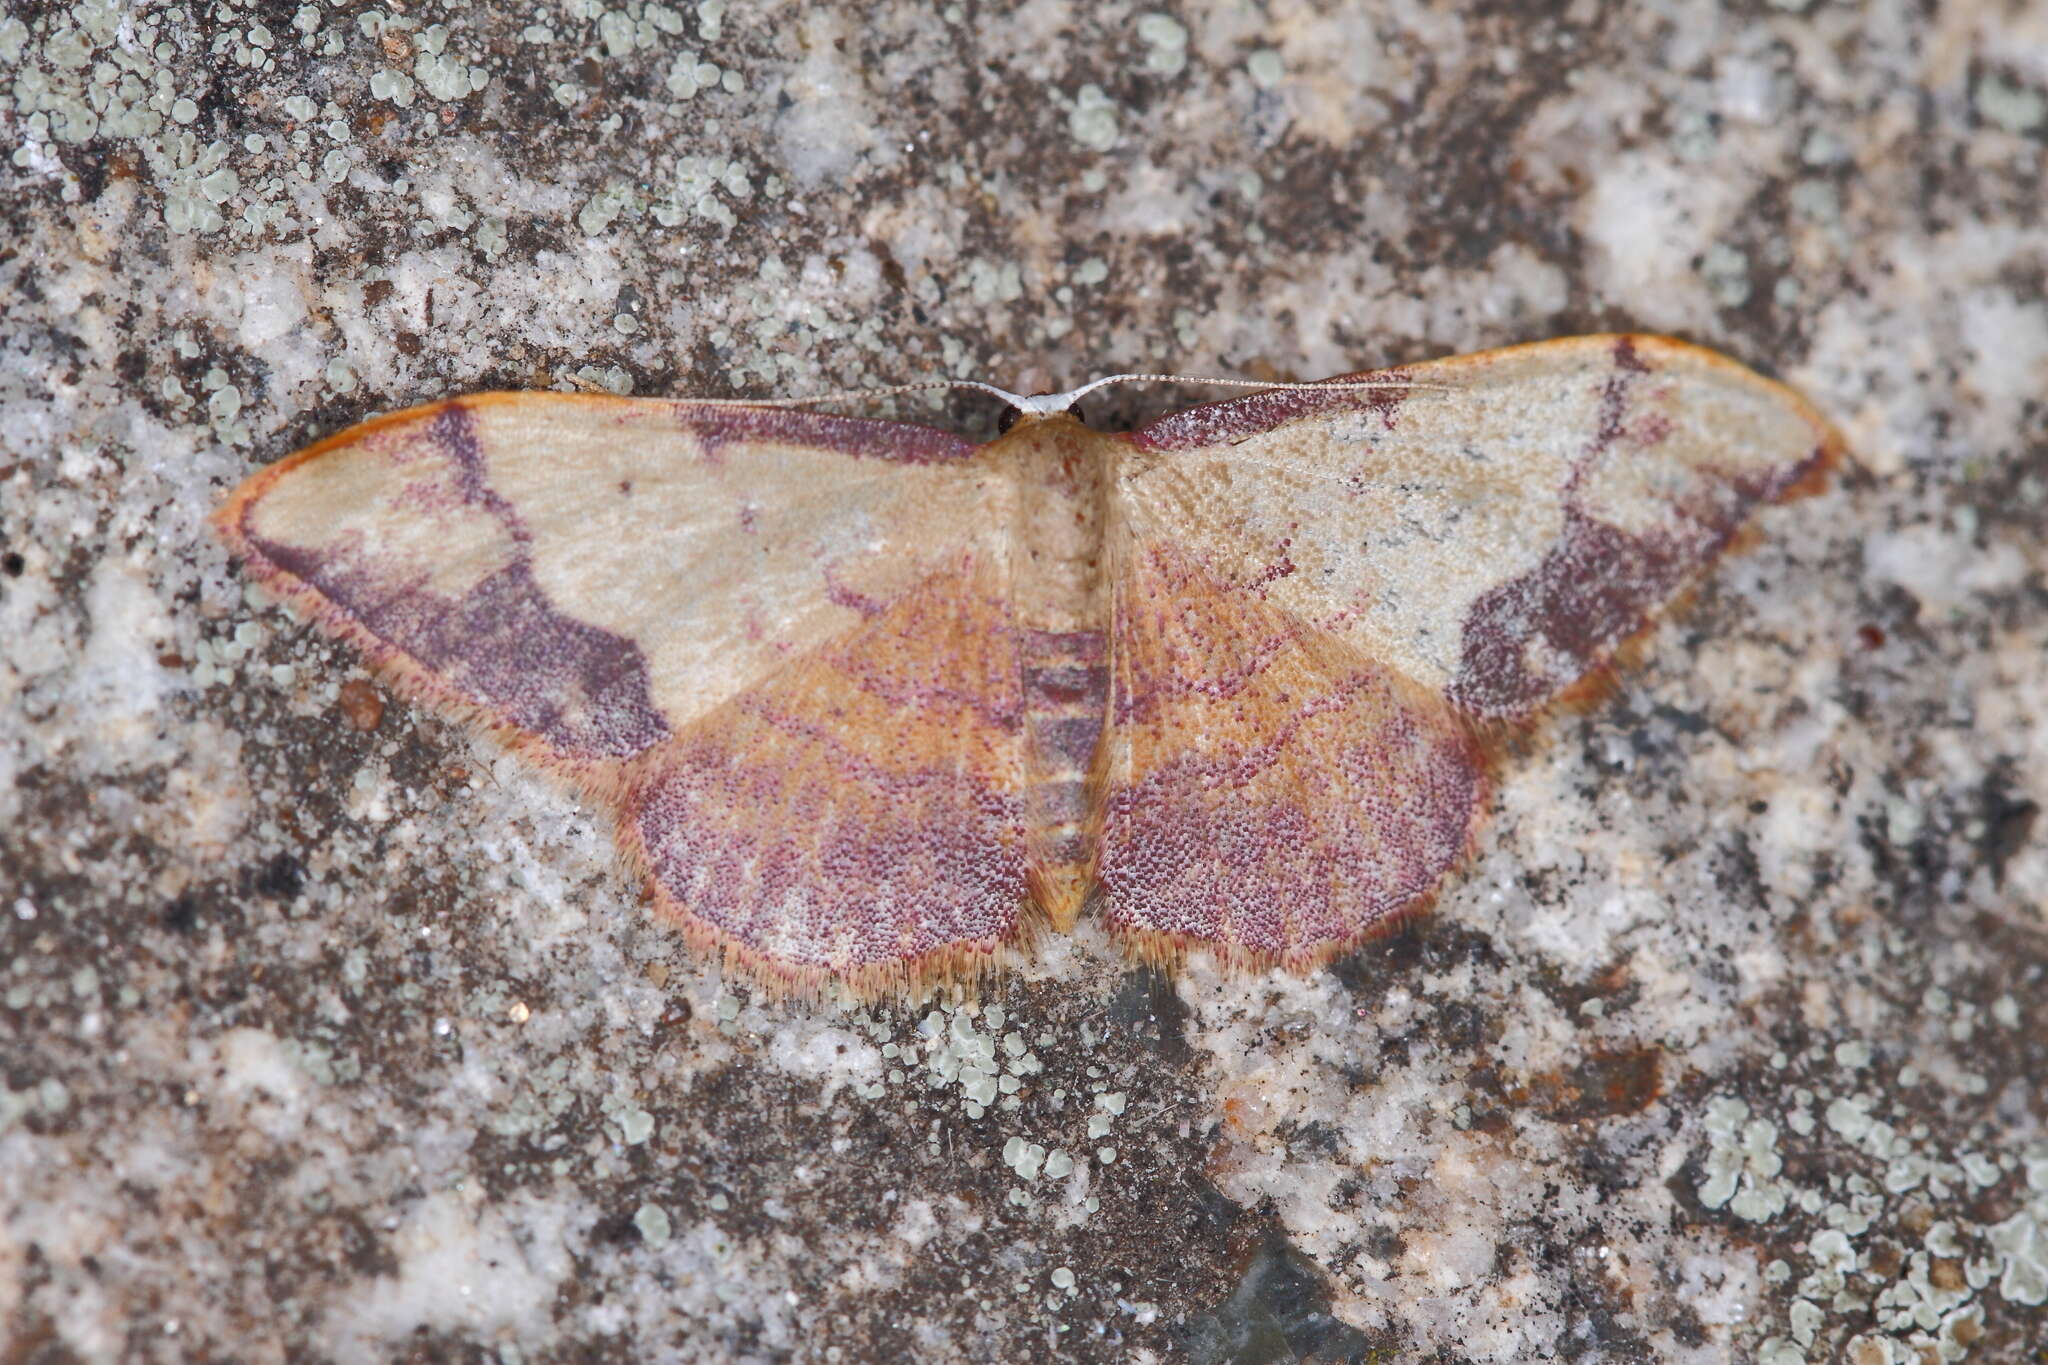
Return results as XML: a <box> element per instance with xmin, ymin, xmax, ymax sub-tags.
<box><xmin>662</xmin><ymin>374</ymin><xmax>1448</xmax><ymax>415</ymax></box>
<box><xmin>1024</xmin><ymin>372</ymin><xmax>1450</xmax><ymax>414</ymax></box>
<box><xmin>661</xmin><ymin>379</ymin><xmax>1027</xmax><ymax>410</ymax></box>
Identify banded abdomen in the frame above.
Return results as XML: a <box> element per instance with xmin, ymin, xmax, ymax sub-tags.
<box><xmin>1022</xmin><ymin>628</ymin><xmax>1108</xmax><ymax>924</ymax></box>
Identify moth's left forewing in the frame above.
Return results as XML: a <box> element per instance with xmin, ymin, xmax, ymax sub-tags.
<box><xmin>217</xmin><ymin>395</ymin><xmax>1000</xmax><ymax>783</ymax></box>
<box><xmin>214</xmin><ymin>399</ymin><xmax>669</xmax><ymax>783</ymax></box>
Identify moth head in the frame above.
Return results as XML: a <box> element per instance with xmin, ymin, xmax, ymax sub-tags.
<box><xmin>997</xmin><ymin>396</ymin><xmax>1091</xmax><ymax>433</ymax></box>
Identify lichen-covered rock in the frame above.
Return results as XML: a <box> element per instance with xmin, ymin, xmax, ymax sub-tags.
<box><xmin>2</xmin><ymin>3</ymin><xmax>2043</xmax><ymax>1361</ymax></box>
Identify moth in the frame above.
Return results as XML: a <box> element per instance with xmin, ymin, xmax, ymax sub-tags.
<box><xmin>215</xmin><ymin>335</ymin><xmax>1840</xmax><ymax>997</ymax></box>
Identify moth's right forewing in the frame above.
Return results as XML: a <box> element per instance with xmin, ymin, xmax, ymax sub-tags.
<box><xmin>1124</xmin><ymin>334</ymin><xmax>1842</xmax><ymax>724</ymax></box>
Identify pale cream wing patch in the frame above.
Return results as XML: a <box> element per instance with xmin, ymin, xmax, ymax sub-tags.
<box><xmin>1122</xmin><ymin>334</ymin><xmax>1843</xmax><ymax>721</ymax></box>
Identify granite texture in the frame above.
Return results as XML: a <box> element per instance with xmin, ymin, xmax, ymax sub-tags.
<box><xmin>3</xmin><ymin>2</ymin><xmax>2045</xmax><ymax>1362</ymax></box>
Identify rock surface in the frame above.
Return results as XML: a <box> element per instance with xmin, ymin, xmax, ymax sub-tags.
<box><xmin>3</xmin><ymin>3</ymin><xmax>2044</xmax><ymax>1362</ymax></box>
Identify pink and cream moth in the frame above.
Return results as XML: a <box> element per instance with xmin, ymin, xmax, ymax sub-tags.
<box><xmin>214</xmin><ymin>334</ymin><xmax>1841</xmax><ymax>998</ymax></box>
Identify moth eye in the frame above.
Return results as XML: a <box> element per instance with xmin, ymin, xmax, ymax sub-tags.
<box><xmin>997</xmin><ymin>405</ymin><xmax>1023</xmax><ymax>434</ymax></box>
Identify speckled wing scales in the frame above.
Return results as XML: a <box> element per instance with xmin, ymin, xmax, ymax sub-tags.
<box><xmin>1098</xmin><ymin>334</ymin><xmax>1842</xmax><ymax>967</ymax></box>
<box><xmin>1094</xmin><ymin>537</ymin><xmax>1488</xmax><ymax>969</ymax></box>
<box><xmin>619</xmin><ymin>558</ymin><xmax>1030</xmax><ymax>994</ymax></box>
<box><xmin>216</xmin><ymin>393</ymin><xmax>1033</xmax><ymax>995</ymax></box>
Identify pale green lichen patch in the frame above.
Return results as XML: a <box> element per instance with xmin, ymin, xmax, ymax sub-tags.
<box><xmin>965</xmin><ymin>259</ymin><xmax>1024</xmax><ymax>305</ymax></box>
<box><xmin>1698</xmin><ymin>1095</ymin><xmax>1791</xmax><ymax>1220</ymax></box>
<box><xmin>1700</xmin><ymin>241</ymin><xmax>1753</xmax><ymax>308</ymax></box>
<box><xmin>0</xmin><ymin>16</ymin><xmax>29</xmax><ymax>65</ymax></box>
<box><xmin>633</xmin><ymin>1202</ymin><xmax>672</xmax><ymax>1245</ymax></box>
<box><xmin>1983</xmin><ymin>1151</ymin><xmax>2048</xmax><ymax>1306</ymax></box>
<box><xmin>367</xmin><ymin>68</ymin><xmax>416</xmax><ymax>107</ymax></box>
<box><xmin>579</xmin><ymin>178</ymin><xmax>641</xmax><ymax>236</ymax></box>
<box><xmin>916</xmin><ymin>1002</ymin><xmax>1012</xmax><ymax>1118</ymax></box>
<box><xmin>598</xmin><ymin>5</ymin><xmax>687</xmax><ymax>58</ymax></box>
<box><xmin>616</xmin><ymin>1104</ymin><xmax>656</xmax><ymax>1145</ymax></box>
<box><xmin>1066</xmin><ymin>83</ymin><xmax>1120</xmax><ymax>152</ymax></box>
<box><xmin>0</xmin><ymin>3</ymin><xmax>458</xmax><ymax>240</ymax></box>
<box><xmin>833</xmin><ymin>996</ymin><xmax>1133</xmax><ymax>1236</ymax></box>
<box><xmin>412</xmin><ymin>24</ymin><xmax>491</xmax><ymax>101</ymax></box>
<box><xmin>665</xmin><ymin>51</ymin><xmax>737</xmax><ymax>99</ymax></box>
<box><xmin>1697</xmin><ymin>1056</ymin><xmax>2043</xmax><ymax>1362</ymax></box>
<box><xmin>1135</xmin><ymin>14</ymin><xmax>1189</xmax><ymax>78</ymax></box>
<box><xmin>197</xmin><ymin>366</ymin><xmax>251</xmax><ymax>446</ymax></box>
<box><xmin>650</xmin><ymin>155</ymin><xmax>756</xmax><ymax>230</ymax></box>
<box><xmin>1973</xmin><ymin>73</ymin><xmax>2045</xmax><ymax>135</ymax></box>
<box><xmin>1003</xmin><ymin>1136</ymin><xmax>1048</xmax><ymax>1180</ymax></box>
<box><xmin>1086</xmin><ymin>1089</ymin><xmax>1126</xmax><ymax>1142</ymax></box>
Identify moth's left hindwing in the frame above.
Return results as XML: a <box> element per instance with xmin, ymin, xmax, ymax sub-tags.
<box><xmin>218</xmin><ymin>393</ymin><xmax>1034</xmax><ymax>994</ymax></box>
